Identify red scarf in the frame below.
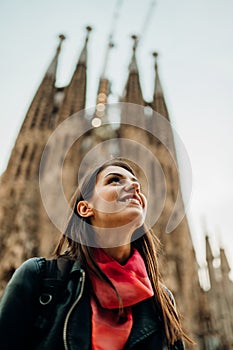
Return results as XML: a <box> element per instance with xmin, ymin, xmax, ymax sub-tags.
<box><xmin>88</xmin><ymin>248</ymin><xmax>154</xmax><ymax>350</ymax></box>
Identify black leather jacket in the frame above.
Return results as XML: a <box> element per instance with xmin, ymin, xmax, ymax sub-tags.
<box><xmin>0</xmin><ymin>258</ymin><xmax>184</xmax><ymax>350</ymax></box>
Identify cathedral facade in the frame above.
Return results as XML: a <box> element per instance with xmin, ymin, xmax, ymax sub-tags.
<box><xmin>0</xmin><ymin>28</ymin><xmax>232</xmax><ymax>349</ymax></box>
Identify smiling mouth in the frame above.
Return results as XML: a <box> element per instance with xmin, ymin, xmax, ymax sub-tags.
<box><xmin>117</xmin><ymin>197</ymin><xmax>142</xmax><ymax>207</ymax></box>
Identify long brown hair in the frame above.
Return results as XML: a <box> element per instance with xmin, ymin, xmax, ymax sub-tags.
<box><xmin>54</xmin><ymin>159</ymin><xmax>192</xmax><ymax>345</ymax></box>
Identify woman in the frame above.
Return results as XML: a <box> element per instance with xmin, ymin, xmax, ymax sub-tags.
<box><xmin>0</xmin><ymin>159</ymin><xmax>191</xmax><ymax>349</ymax></box>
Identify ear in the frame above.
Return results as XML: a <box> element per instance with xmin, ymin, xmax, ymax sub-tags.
<box><xmin>77</xmin><ymin>201</ymin><xmax>94</xmax><ymax>218</ymax></box>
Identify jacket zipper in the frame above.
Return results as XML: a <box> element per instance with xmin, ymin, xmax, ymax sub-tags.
<box><xmin>63</xmin><ymin>269</ymin><xmax>86</xmax><ymax>350</ymax></box>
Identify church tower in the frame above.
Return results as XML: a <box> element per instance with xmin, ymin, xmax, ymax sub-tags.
<box><xmin>200</xmin><ymin>235</ymin><xmax>233</xmax><ymax>348</ymax></box>
<box><xmin>0</xmin><ymin>28</ymin><xmax>92</xmax><ymax>288</ymax></box>
<box><xmin>119</xmin><ymin>40</ymin><xmax>200</xmax><ymax>341</ymax></box>
<box><xmin>0</xmin><ymin>34</ymin><xmax>65</xmax><ymax>284</ymax></box>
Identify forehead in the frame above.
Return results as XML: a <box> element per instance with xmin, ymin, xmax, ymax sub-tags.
<box><xmin>97</xmin><ymin>165</ymin><xmax>135</xmax><ymax>182</ymax></box>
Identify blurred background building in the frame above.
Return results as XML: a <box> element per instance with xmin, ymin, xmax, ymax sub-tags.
<box><xmin>0</xmin><ymin>22</ymin><xmax>232</xmax><ymax>350</ymax></box>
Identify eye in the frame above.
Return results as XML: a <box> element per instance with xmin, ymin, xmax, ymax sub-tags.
<box><xmin>107</xmin><ymin>176</ymin><xmax>122</xmax><ymax>184</ymax></box>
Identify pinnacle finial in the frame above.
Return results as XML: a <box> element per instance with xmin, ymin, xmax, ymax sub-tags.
<box><xmin>85</xmin><ymin>25</ymin><xmax>92</xmax><ymax>42</ymax></box>
<box><xmin>153</xmin><ymin>51</ymin><xmax>158</xmax><ymax>68</ymax></box>
<box><xmin>57</xmin><ymin>34</ymin><xmax>66</xmax><ymax>53</ymax></box>
<box><xmin>59</xmin><ymin>34</ymin><xmax>66</xmax><ymax>42</ymax></box>
<box><xmin>131</xmin><ymin>35</ymin><xmax>139</xmax><ymax>51</ymax></box>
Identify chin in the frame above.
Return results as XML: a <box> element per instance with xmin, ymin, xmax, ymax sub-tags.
<box><xmin>128</xmin><ymin>216</ymin><xmax>145</xmax><ymax>231</ymax></box>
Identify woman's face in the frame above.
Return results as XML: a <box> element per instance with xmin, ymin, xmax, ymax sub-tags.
<box><xmin>78</xmin><ymin>165</ymin><xmax>147</xmax><ymax>232</ymax></box>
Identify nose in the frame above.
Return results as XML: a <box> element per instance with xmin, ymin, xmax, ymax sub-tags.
<box><xmin>124</xmin><ymin>180</ymin><xmax>140</xmax><ymax>193</ymax></box>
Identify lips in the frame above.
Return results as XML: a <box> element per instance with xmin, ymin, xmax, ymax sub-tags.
<box><xmin>117</xmin><ymin>194</ymin><xmax>143</xmax><ymax>207</ymax></box>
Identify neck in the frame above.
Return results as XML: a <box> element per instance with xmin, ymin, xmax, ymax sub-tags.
<box><xmin>93</xmin><ymin>224</ymin><xmax>135</xmax><ymax>249</ymax></box>
<box><xmin>103</xmin><ymin>244</ymin><xmax>131</xmax><ymax>264</ymax></box>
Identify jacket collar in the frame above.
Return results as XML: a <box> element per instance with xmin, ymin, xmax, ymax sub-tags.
<box><xmin>125</xmin><ymin>297</ymin><xmax>166</xmax><ymax>349</ymax></box>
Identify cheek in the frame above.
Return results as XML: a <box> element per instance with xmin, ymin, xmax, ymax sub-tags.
<box><xmin>91</xmin><ymin>188</ymin><xmax>119</xmax><ymax>212</ymax></box>
<box><xmin>95</xmin><ymin>187</ymin><xmax>119</xmax><ymax>203</ymax></box>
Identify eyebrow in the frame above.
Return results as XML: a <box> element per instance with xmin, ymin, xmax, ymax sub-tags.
<box><xmin>104</xmin><ymin>172</ymin><xmax>139</xmax><ymax>183</ymax></box>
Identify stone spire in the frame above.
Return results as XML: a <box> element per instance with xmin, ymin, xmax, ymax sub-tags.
<box><xmin>122</xmin><ymin>35</ymin><xmax>144</xmax><ymax>105</ymax></box>
<box><xmin>205</xmin><ymin>235</ymin><xmax>216</xmax><ymax>288</ymax></box>
<box><xmin>0</xmin><ymin>35</ymin><xmax>66</xmax><ymax>288</ymax></box>
<box><xmin>220</xmin><ymin>247</ymin><xmax>231</xmax><ymax>276</ymax></box>
<box><xmin>4</xmin><ymin>33</ymin><xmax>65</xmax><ymax>143</ymax></box>
<box><xmin>219</xmin><ymin>247</ymin><xmax>233</xmax><ymax>344</ymax></box>
<box><xmin>78</xmin><ymin>26</ymin><xmax>92</xmax><ymax>66</ymax></box>
<box><xmin>101</xmin><ymin>40</ymin><xmax>114</xmax><ymax>79</ymax></box>
<box><xmin>58</xmin><ymin>26</ymin><xmax>92</xmax><ymax>120</ymax></box>
<box><xmin>3</xmin><ymin>33</ymin><xmax>66</xmax><ymax>178</ymax></box>
<box><xmin>46</xmin><ymin>34</ymin><xmax>65</xmax><ymax>78</ymax></box>
<box><xmin>129</xmin><ymin>35</ymin><xmax>139</xmax><ymax>73</ymax></box>
<box><xmin>96</xmin><ymin>40</ymin><xmax>114</xmax><ymax>107</ymax></box>
<box><xmin>95</xmin><ymin>77</ymin><xmax>110</xmax><ymax>123</ymax></box>
<box><xmin>219</xmin><ymin>246</ymin><xmax>233</xmax><ymax>303</ymax></box>
<box><xmin>152</xmin><ymin>52</ymin><xmax>169</xmax><ymax>119</ymax></box>
<box><xmin>205</xmin><ymin>235</ymin><xmax>214</xmax><ymax>262</ymax></box>
<box><xmin>90</xmin><ymin>35</ymin><xmax>115</xmax><ymax>129</ymax></box>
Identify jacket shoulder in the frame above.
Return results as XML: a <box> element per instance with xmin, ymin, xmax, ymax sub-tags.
<box><xmin>2</xmin><ymin>257</ymin><xmax>46</xmax><ymax>296</ymax></box>
<box><xmin>14</xmin><ymin>257</ymin><xmax>45</xmax><ymax>277</ymax></box>
<box><xmin>18</xmin><ymin>257</ymin><xmax>46</xmax><ymax>273</ymax></box>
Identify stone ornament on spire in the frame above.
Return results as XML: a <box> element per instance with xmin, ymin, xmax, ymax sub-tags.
<box><xmin>220</xmin><ymin>247</ymin><xmax>231</xmax><ymax>275</ymax></box>
<box><xmin>153</xmin><ymin>51</ymin><xmax>164</xmax><ymax>95</ymax></box>
<box><xmin>85</xmin><ymin>26</ymin><xmax>92</xmax><ymax>42</ymax></box>
<box><xmin>57</xmin><ymin>34</ymin><xmax>66</xmax><ymax>53</ymax></box>
<box><xmin>129</xmin><ymin>35</ymin><xmax>139</xmax><ymax>72</ymax></box>
<box><xmin>78</xmin><ymin>26</ymin><xmax>92</xmax><ymax>65</ymax></box>
<box><xmin>46</xmin><ymin>34</ymin><xmax>66</xmax><ymax>78</ymax></box>
<box><xmin>153</xmin><ymin>51</ymin><xmax>158</xmax><ymax>70</ymax></box>
<box><xmin>132</xmin><ymin>34</ymin><xmax>139</xmax><ymax>52</ymax></box>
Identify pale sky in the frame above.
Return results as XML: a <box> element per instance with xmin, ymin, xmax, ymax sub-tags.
<box><xmin>1</xmin><ymin>0</ymin><xmax>233</xmax><ymax>279</ymax></box>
